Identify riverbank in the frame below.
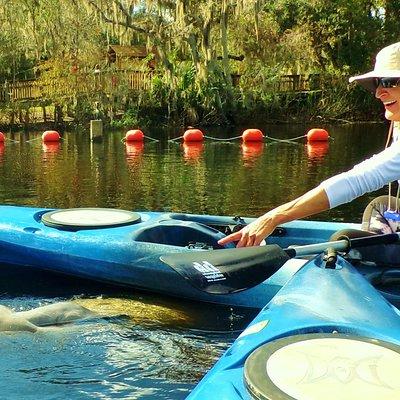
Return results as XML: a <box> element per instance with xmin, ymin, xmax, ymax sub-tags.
<box><xmin>0</xmin><ymin>85</ymin><xmax>385</xmax><ymax>133</ymax></box>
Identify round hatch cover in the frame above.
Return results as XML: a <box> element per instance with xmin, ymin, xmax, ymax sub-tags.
<box><xmin>41</xmin><ymin>208</ymin><xmax>141</xmax><ymax>230</ymax></box>
<box><xmin>244</xmin><ymin>333</ymin><xmax>400</xmax><ymax>400</ymax></box>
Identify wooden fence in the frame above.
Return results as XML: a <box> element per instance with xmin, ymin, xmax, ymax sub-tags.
<box><xmin>0</xmin><ymin>72</ymin><xmax>318</xmax><ymax>103</ymax></box>
<box><xmin>0</xmin><ymin>71</ymin><xmax>153</xmax><ymax>103</ymax></box>
<box><xmin>276</xmin><ymin>74</ymin><xmax>321</xmax><ymax>92</ymax></box>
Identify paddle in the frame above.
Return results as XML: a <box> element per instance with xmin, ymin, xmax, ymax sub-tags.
<box><xmin>160</xmin><ymin>232</ymin><xmax>400</xmax><ymax>294</ymax></box>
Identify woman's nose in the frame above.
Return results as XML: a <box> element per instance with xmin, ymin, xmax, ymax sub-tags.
<box><xmin>375</xmin><ymin>85</ymin><xmax>384</xmax><ymax>99</ymax></box>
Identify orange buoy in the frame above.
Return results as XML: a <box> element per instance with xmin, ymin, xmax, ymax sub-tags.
<box><xmin>125</xmin><ymin>129</ymin><xmax>144</xmax><ymax>142</ymax></box>
<box><xmin>0</xmin><ymin>132</ymin><xmax>5</xmax><ymax>143</ymax></box>
<box><xmin>42</xmin><ymin>130</ymin><xmax>61</xmax><ymax>142</ymax></box>
<box><xmin>307</xmin><ymin>128</ymin><xmax>329</xmax><ymax>142</ymax></box>
<box><xmin>183</xmin><ymin>129</ymin><xmax>204</xmax><ymax>142</ymax></box>
<box><xmin>242</xmin><ymin>129</ymin><xmax>264</xmax><ymax>142</ymax></box>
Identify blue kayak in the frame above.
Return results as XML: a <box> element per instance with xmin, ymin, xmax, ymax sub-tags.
<box><xmin>187</xmin><ymin>254</ymin><xmax>400</xmax><ymax>399</ymax></box>
<box><xmin>0</xmin><ymin>204</ymin><xmax>373</xmax><ymax>309</ymax></box>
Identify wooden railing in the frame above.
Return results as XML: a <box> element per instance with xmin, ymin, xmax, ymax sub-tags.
<box><xmin>1</xmin><ymin>80</ymin><xmax>42</xmax><ymax>102</ymax></box>
<box><xmin>0</xmin><ymin>71</ymin><xmax>153</xmax><ymax>103</ymax></box>
<box><xmin>0</xmin><ymin>73</ymin><xmax>319</xmax><ymax>103</ymax></box>
<box><xmin>276</xmin><ymin>74</ymin><xmax>321</xmax><ymax>92</ymax></box>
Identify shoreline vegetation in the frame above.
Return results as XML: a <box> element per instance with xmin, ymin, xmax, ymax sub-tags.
<box><xmin>0</xmin><ymin>1</ymin><xmax>398</xmax><ymax>132</ymax></box>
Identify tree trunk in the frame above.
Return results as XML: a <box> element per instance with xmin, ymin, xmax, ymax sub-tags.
<box><xmin>220</xmin><ymin>0</ymin><xmax>232</xmax><ymax>84</ymax></box>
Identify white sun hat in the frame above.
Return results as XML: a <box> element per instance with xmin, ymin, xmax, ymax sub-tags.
<box><xmin>349</xmin><ymin>42</ymin><xmax>400</xmax><ymax>90</ymax></box>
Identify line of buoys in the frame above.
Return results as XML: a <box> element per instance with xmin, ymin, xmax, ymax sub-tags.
<box><xmin>42</xmin><ymin>130</ymin><xmax>61</xmax><ymax>143</ymax></box>
<box><xmin>3</xmin><ymin>127</ymin><xmax>330</xmax><ymax>146</ymax></box>
<box><xmin>306</xmin><ymin>128</ymin><xmax>329</xmax><ymax>142</ymax></box>
<box><xmin>181</xmin><ymin>128</ymin><xmax>263</xmax><ymax>143</ymax></box>
<box><xmin>179</xmin><ymin>127</ymin><xmax>330</xmax><ymax>144</ymax></box>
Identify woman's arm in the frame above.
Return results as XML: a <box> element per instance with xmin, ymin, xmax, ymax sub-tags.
<box><xmin>218</xmin><ymin>186</ymin><xmax>330</xmax><ymax>247</ymax></box>
<box><xmin>219</xmin><ymin>142</ymin><xmax>400</xmax><ymax>248</ymax></box>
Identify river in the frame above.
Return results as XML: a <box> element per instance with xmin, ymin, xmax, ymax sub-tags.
<box><xmin>0</xmin><ymin>122</ymin><xmax>391</xmax><ymax>399</ymax></box>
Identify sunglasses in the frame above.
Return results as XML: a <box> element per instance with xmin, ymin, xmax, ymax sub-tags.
<box><xmin>373</xmin><ymin>77</ymin><xmax>400</xmax><ymax>89</ymax></box>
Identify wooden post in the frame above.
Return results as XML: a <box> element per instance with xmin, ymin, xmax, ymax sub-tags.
<box><xmin>90</xmin><ymin>119</ymin><xmax>103</xmax><ymax>142</ymax></box>
<box><xmin>42</xmin><ymin>105</ymin><xmax>47</xmax><ymax>122</ymax></box>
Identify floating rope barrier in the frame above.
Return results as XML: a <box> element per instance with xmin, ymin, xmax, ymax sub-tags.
<box><xmin>26</xmin><ymin>137</ymin><xmax>46</xmax><ymax>143</ymax></box>
<box><xmin>0</xmin><ymin>132</ymin><xmax>19</xmax><ymax>143</ymax></box>
<box><xmin>169</xmin><ymin>128</ymin><xmax>331</xmax><ymax>144</ymax></box>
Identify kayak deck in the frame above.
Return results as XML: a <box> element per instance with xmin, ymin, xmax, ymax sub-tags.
<box><xmin>188</xmin><ymin>254</ymin><xmax>400</xmax><ymax>399</ymax></box>
<box><xmin>0</xmin><ymin>205</ymin><xmax>362</xmax><ymax>309</ymax></box>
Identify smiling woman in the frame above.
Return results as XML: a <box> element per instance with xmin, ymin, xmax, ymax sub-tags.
<box><xmin>219</xmin><ymin>42</ymin><xmax>400</xmax><ymax>260</ymax></box>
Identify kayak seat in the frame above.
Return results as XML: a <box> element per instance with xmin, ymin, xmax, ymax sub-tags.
<box><xmin>131</xmin><ymin>220</ymin><xmax>233</xmax><ymax>249</ymax></box>
<box><xmin>330</xmin><ymin>228</ymin><xmax>400</xmax><ymax>265</ymax></box>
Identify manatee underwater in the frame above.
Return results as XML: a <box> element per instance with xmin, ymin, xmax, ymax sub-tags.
<box><xmin>0</xmin><ymin>302</ymin><xmax>96</xmax><ymax>333</ymax></box>
<box><xmin>0</xmin><ymin>294</ymin><xmax>251</xmax><ymax>333</ymax></box>
<box><xmin>0</xmin><ymin>297</ymin><xmax>195</xmax><ymax>333</ymax></box>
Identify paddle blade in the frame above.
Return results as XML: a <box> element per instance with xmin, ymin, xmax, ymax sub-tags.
<box><xmin>160</xmin><ymin>244</ymin><xmax>291</xmax><ymax>294</ymax></box>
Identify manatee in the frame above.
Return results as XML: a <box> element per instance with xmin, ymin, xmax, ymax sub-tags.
<box><xmin>16</xmin><ymin>302</ymin><xmax>96</xmax><ymax>327</ymax></box>
<box><xmin>0</xmin><ymin>302</ymin><xmax>95</xmax><ymax>333</ymax></box>
<box><xmin>0</xmin><ymin>305</ymin><xmax>39</xmax><ymax>332</ymax></box>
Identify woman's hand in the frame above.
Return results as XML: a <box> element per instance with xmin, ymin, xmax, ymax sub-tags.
<box><xmin>218</xmin><ymin>213</ymin><xmax>277</xmax><ymax>247</ymax></box>
<box><xmin>218</xmin><ymin>187</ymin><xmax>330</xmax><ymax>248</ymax></box>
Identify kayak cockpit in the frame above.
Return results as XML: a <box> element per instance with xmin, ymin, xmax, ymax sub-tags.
<box><xmin>131</xmin><ymin>219</ymin><xmax>232</xmax><ymax>249</ymax></box>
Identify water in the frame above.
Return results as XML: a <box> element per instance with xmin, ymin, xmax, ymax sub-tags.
<box><xmin>0</xmin><ymin>265</ymin><xmax>256</xmax><ymax>399</ymax></box>
<box><xmin>0</xmin><ymin>122</ymin><xmax>390</xmax><ymax>398</ymax></box>
<box><xmin>0</xmin><ymin>123</ymin><xmax>389</xmax><ymax>219</ymax></box>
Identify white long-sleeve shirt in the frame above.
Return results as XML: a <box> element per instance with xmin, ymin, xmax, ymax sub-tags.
<box><xmin>319</xmin><ymin>130</ymin><xmax>400</xmax><ymax>208</ymax></box>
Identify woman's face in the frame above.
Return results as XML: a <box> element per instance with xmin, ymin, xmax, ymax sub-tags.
<box><xmin>375</xmin><ymin>83</ymin><xmax>400</xmax><ymax>121</ymax></box>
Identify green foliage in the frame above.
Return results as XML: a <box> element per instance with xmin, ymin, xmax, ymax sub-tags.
<box><xmin>73</xmin><ymin>97</ymin><xmax>97</xmax><ymax>123</ymax></box>
<box><xmin>110</xmin><ymin>109</ymin><xmax>140</xmax><ymax>128</ymax></box>
<box><xmin>0</xmin><ymin>0</ymin><xmax>399</xmax><ymax>127</ymax></box>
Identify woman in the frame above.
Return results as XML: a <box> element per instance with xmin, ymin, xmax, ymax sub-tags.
<box><xmin>219</xmin><ymin>42</ymin><xmax>400</xmax><ymax>249</ymax></box>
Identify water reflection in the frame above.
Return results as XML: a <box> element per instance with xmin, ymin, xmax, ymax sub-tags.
<box><xmin>182</xmin><ymin>142</ymin><xmax>204</xmax><ymax>162</ymax></box>
<box><xmin>241</xmin><ymin>141</ymin><xmax>264</xmax><ymax>165</ymax></box>
<box><xmin>306</xmin><ymin>141</ymin><xmax>329</xmax><ymax>162</ymax></box>
<box><xmin>0</xmin><ymin>124</ymin><xmax>387</xmax><ymax>221</ymax></box>
<box><xmin>42</xmin><ymin>142</ymin><xmax>61</xmax><ymax>156</ymax></box>
<box><xmin>125</xmin><ymin>142</ymin><xmax>144</xmax><ymax>158</ymax></box>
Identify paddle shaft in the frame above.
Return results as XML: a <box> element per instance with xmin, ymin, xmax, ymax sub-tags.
<box><xmin>286</xmin><ymin>232</ymin><xmax>400</xmax><ymax>258</ymax></box>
